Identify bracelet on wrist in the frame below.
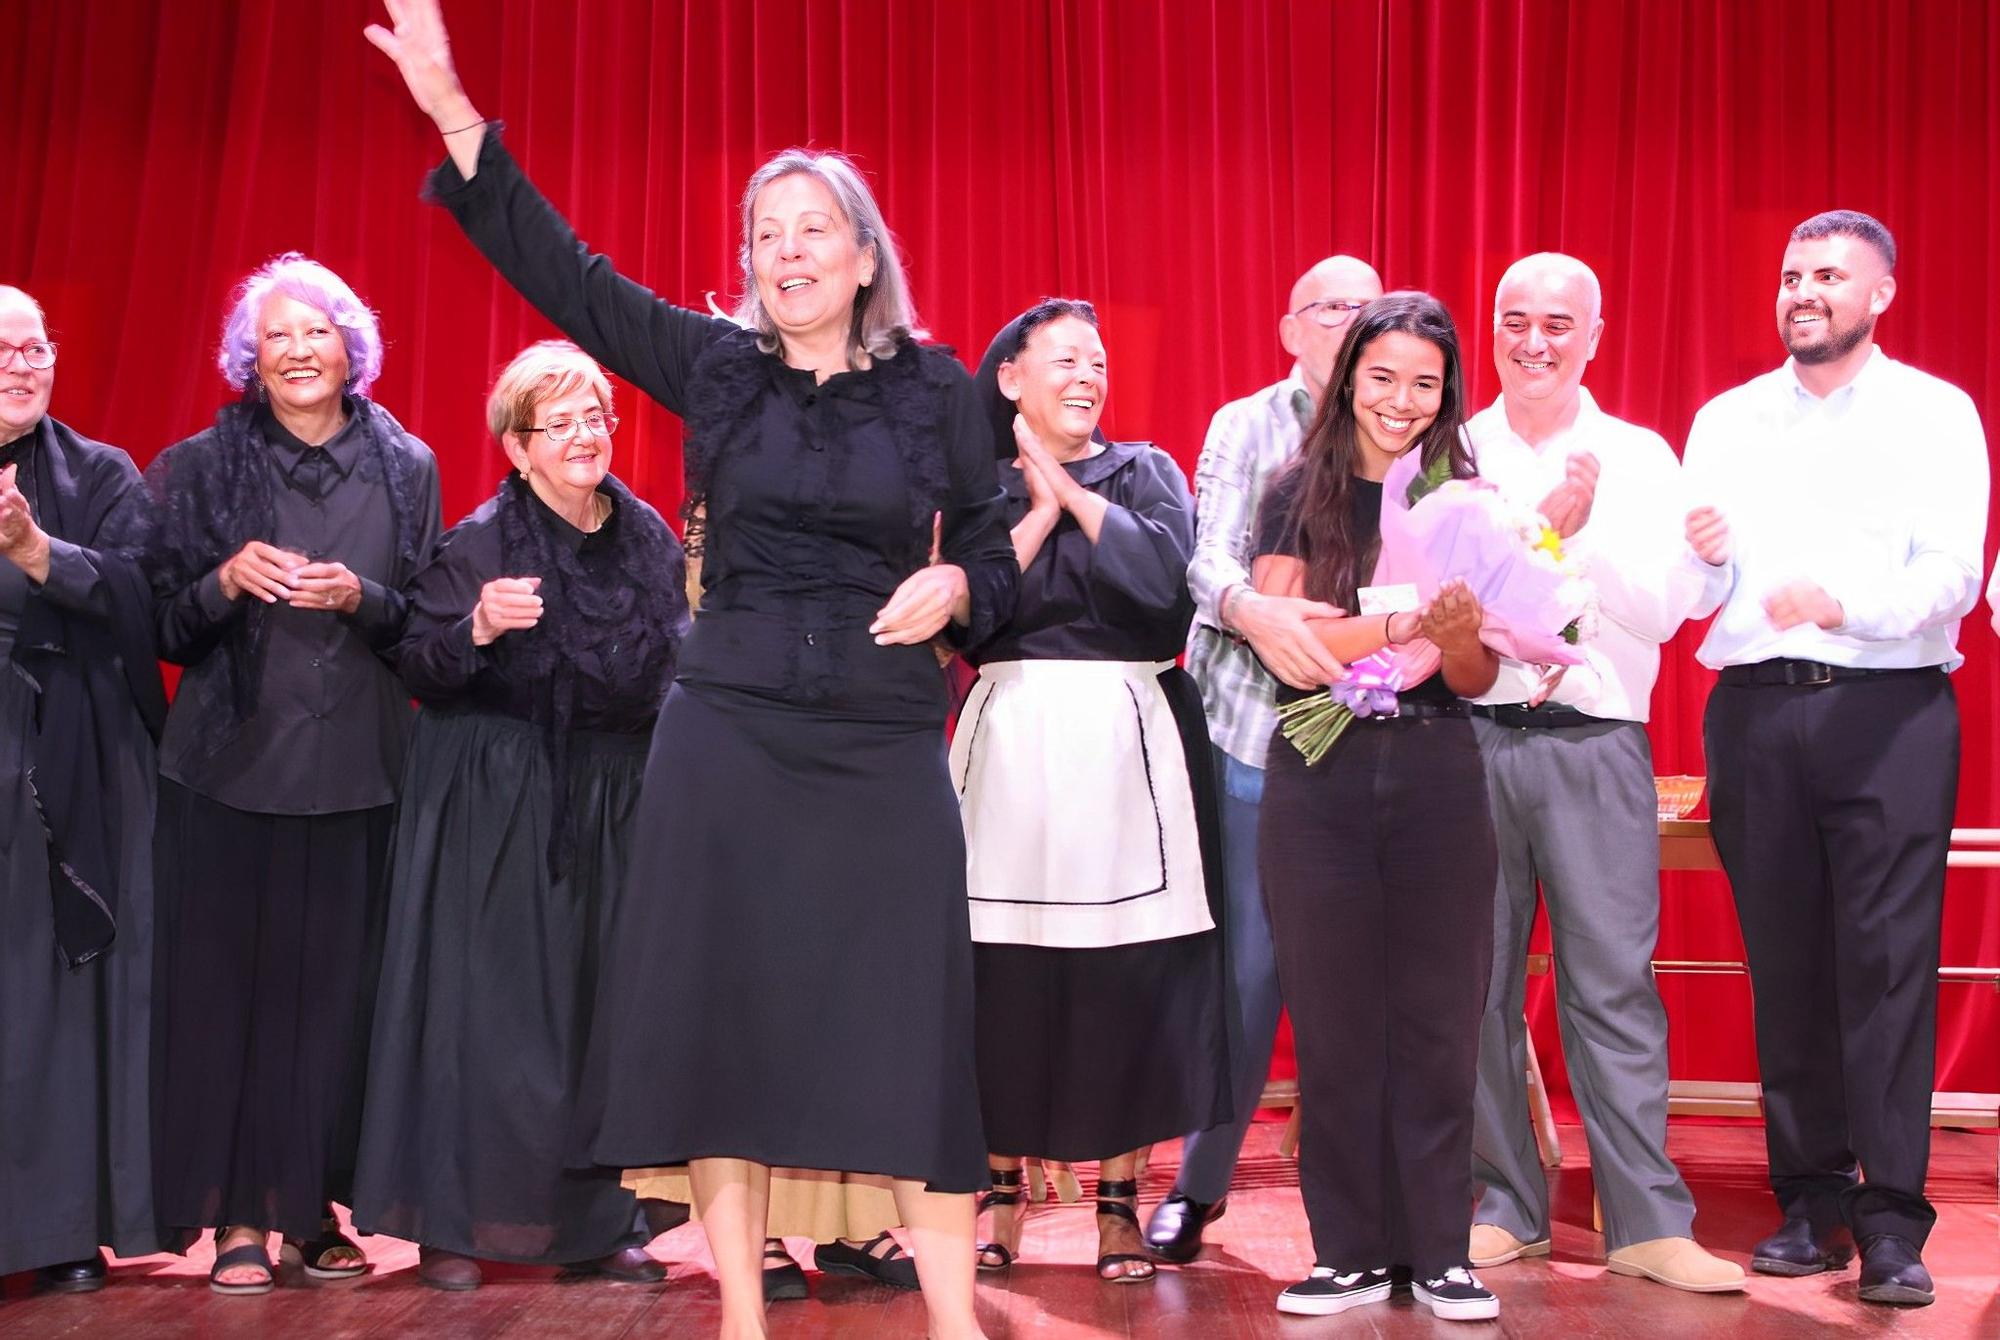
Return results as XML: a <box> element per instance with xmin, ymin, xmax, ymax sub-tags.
<box><xmin>441</xmin><ymin>116</ymin><xmax>487</xmax><ymax>136</ymax></box>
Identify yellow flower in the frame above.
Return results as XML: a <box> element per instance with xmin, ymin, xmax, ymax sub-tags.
<box><xmin>1534</xmin><ymin>526</ymin><xmax>1565</xmax><ymax>560</ymax></box>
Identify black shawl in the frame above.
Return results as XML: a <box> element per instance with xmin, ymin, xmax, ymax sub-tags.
<box><xmin>495</xmin><ymin>471</ymin><xmax>687</xmax><ymax>877</ymax></box>
<box><xmin>12</xmin><ymin>418</ymin><xmax>166</xmax><ymax>968</ymax></box>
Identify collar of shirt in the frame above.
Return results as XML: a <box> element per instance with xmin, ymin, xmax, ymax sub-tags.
<box><xmin>1467</xmin><ymin>386</ymin><xmax>1603</xmax><ymax>460</ymax></box>
<box><xmin>1280</xmin><ymin>365</ymin><xmax>1315</xmax><ymax>432</ymax></box>
<box><xmin>1780</xmin><ymin>344</ymin><xmax>1880</xmax><ymax>423</ymax></box>
<box><xmin>261</xmin><ymin>400</ymin><xmax>363</xmax><ymax>483</ymax></box>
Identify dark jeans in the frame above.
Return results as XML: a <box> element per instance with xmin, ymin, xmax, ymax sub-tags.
<box><xmin>1706</xmin><ymin>670</ymin><xmax>1957</xmax><ymax>1247</ymax></box>
<box><xmin>1259</xmin><ymin>715</ymin><xmax>1496</xmax><ymax>1276</ymax></box>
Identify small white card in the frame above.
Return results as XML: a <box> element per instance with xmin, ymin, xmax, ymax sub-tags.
<box><xmin>1358</xmin><ymin>583</ymin><xmax>1419</xmax><ymax>615</ymax></box>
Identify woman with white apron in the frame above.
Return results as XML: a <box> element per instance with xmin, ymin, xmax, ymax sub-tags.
<box><xmin>953</xmin><ymin>301</ymin><xmax>1230</xmax><ymax>1283</ymax></box>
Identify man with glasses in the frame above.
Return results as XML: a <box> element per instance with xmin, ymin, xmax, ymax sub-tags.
<box><xmin>0</xmin><ymin>286</ymin><xmax>167</xmax><ymax>1290</ymax></box>
<box><xmin>1459</xmin><ymin>254</ymin><xmax>1742</xmax><ymax>1295</ymax></box>
<box><xmin>1146</xmin><ymin>256</ymin><xmax>1381</xmax><ymax>1262</ymax></box>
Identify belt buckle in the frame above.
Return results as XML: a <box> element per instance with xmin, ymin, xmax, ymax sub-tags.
<box><xmin>1789</xmin><ymin>661</ymin><xmax>1835</xmax><ymax>686</ymax></box>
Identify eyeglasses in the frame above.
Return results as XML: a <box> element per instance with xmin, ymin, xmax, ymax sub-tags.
<box><xmin>0</xmin><ymin>340</ymin><xmax>57</xmax><ymax>370</ymax></box>
<box><xmin>519</xmin><ymin>411</ymin><xmax>619</xmax><ymax>444</ymax></box>
<box><xmin>1290</xmin><ymin>299</ymin><xmax>1369</xmax><ymax>329</ymax></box>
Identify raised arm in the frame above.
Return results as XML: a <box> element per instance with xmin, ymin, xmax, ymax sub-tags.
<box><xmin>367</xmin><ymin>0</ymin><xmax>729</xmax><ymax>414</ymax></box>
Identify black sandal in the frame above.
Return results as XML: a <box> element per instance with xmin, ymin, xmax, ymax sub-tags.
<box><xmin>1095</xmin><ymin>1179</ymin><xmax>1156</xmax><ymax>1284</ymax></box>
<box><xmin>209</xmin><ymin>1241</ymin><xmax>276</xmax><ymax>1296</ymax></box>
<box><xmin>815</xmin><ymin>1232</ymin><xmax>919</xmax><ymax>1290</ymax></box>
<box><xmin>763</xmin><ymin>1239</ymin><xmax>808</xmax><ymax>1301</ymax></box>
<box><xmin>282</xmin><ymin>1222</ymin><xmax>369</xmax><ymax>1280</ymax></box>
<box><xmin>977</xmin><ymin>1168</ymin><xmax>1026</xmax><ymax>1271</ymax></box>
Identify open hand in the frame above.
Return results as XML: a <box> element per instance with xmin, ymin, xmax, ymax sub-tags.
<box><xmin>1685</xmin><ymin>505</ymin><xmax>1732</xmax><ymax>566</ymax></box>
<box><xmin>1012</xmin><ymin>417</ymin><xmax>1077</xmax><ymax>512</ymax></box>
<box><xmin>219</xmin><ymin>540</ymin><xmax>310</xmax><ymax>604</ymax></box>
<box><xmin>1235</xmin><ymin>590</ymin><xmax>1347</xmax><ymax>690</ymax></box>
<box><xmin>0</xmin><ymin>464</ymin><xmax>35</xmax><ymax>554</ymax></box>
<box><xmin>471</xmin><ymin>576</ymin><xmax>543</xmax><ymax>645</ymax></box>
<box><xmin>1536</xmin><ymin>451</ymin><xmax>1600</xmax><ymax>538</ymax></box>
<box><xmin>364</xmin><ymin>0</ymin><xmax>475</xmax><ymax>125</ymax></box>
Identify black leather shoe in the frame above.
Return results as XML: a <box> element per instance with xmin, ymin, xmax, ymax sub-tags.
<box><xmin>1143</xmin><ymin>1193</ymin><xmax>1226</xmax><ymax>1263</ymax></box>
<box><xmin>36</xmin><ymin>1253</ymin><xmax>107</xmax><ymax>1293</ymax></box>
<box><xmin>1750</xmin><ymin>1217</ymin><xmax>1854</xmax><ymax>1276</ymax></box>
<box><xmin>1857</xmin><ymin>1235</ymin><xmax>1934</xmax><ymax>1306</ymax></box>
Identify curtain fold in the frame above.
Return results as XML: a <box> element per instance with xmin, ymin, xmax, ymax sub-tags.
<box><xmin>3</xmin><ymin>0</ymin><xmax>1993</xmax><ymax>1097</ymax></box>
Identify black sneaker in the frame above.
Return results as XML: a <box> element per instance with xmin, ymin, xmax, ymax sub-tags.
<box><xmin>1413</xmin><ymin>1265</ymin><xmax>1499</xmax><ymax>1321</ymax></box>
<box><xmin>1275</xmin><ymin>1265</ymin><xmax>1392</xmax><ymax>1315</ymax></box>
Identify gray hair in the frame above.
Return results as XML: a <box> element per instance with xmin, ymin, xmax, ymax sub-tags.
<box><xmin>218</xmin><ymin>252</ymin><xmax>384</xmax><ymax>396</ymax></box>
<box><xmin>0</xmin><ymin>286</ymin><xmax>46</xmax><ymax>324</ymax></box>
<box><xmin>1493</xmin><ymin>252</ymin><xmax>1603</xmax><ymax>327</ymax></box>
<box><xmin>733</xmin><ymin>150</ymin><xmax>923</xmax><ymax>365</ymax></box>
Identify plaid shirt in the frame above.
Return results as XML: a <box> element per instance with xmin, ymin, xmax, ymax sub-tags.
<box><xmin>1184</xmin><ymin>368</ymin><xmax>1315</xmax><ymax>767</ymax></box>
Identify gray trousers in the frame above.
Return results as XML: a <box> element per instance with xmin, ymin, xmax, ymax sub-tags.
<box><xmin>1171</xmin><ymin>745</ymin><xmax>1283</xmax><ymax>1204</ymax></box>
<box><xmin>1468</xmin><ymin>717</ymin><xmax>1696</xmax><ymax>1250</ymax></box>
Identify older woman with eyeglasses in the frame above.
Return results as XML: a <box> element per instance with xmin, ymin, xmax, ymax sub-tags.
<box><xmin>143</xmin><ymin>253</ymin><xmax>440</xmax><ymax>1294</ymax></box>
<box><xmin>353</xmin><ymin>341</ymin><xmax>688</xmax><ymax>1290</ymax></box>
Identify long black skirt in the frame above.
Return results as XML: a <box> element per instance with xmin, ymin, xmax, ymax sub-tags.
<box><xmin>574</xmin><ymin>679</ymin><xmax>989</xmax><ymax>1194</ymax></box>
<box><xmin>972</xmin><ymin>668</ymin><xmax>1232</xmax><ymax>1160</ymax></box>
<box><xmin>0</xmin><ymin>666</ymin><xmax>163</xmax><ymax>1273</ymax></box>
<box><xmin>153</xmin><ymin>781</ymin><xmax>392</xmax><ymax>1240</ymax></box>
<box><xmin>353</xmin><ymin>711</ymin><xmax>650</xmax><ymax>1263</ymax></box>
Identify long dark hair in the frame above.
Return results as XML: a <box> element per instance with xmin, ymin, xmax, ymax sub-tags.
<box><xmin>1277</xmin><ymin>290</ymin><xmax>1474</xmax><ymax>607</ymax></box>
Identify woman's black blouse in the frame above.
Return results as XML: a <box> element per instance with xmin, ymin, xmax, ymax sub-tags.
<box><xmin>397</xmin><ymin>489</ymin><xmax>666</xmax><ymax>735</ymax></box>
<box><xmin>968</xmin><ymin>441</ymin><xmax>1195</xmax><ymax>665</ymax></box>
<box><xmin>1250</xmin><ymin>469</ymin><xmax>1454</xmax><ymax>706</ymax></box>
<box><xmin>426</xmin><ymin>132</ymin><xmax>1016</xmax><ymax>707</ymax></box>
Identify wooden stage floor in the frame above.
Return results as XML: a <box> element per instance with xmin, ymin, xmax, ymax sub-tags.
<box><xmin>2</xmin><ymin>1121</ymin><xmax>1994</xmax><ymax>1337</ymax></box>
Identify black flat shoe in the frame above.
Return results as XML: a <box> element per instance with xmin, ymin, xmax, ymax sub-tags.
<box><xmin>36</xmin><ymin>1253</ymin><xmax>107</xmax><ymax>1294</ymax></box>
<box><xmin>565</xmin><ymin>1245</ymin><xmax>667</xmax><ymax>1284</ymax></box>
<box><xmin>814</xmin><ymin>1232</ymin><xmax>919</xmax><ymax>1290</ymax></box>
<box><xmin>1750</xmin><ymin>1216</ymin><xmax>1854</xmax><ymax>1277</ymax></box>
<box><xmin>763</xmin><ymin>1239</ymin><xmax>808</xmax><ymax>1301</ymax></box>
<box><xmin>1857</xmin><ymin>1234</ymin><xmax>1934</xmax><ymax>1306</ymax></box>
<box><xmin>1144</xmin><ymin>1192</ymin><xmax>1226</xmax><ymax>1264</ymax></box>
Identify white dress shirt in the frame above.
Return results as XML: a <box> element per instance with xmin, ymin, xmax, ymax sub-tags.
<box><xmin>1683</xmin><ymin>347</ymin><xmax>1988</xmax><ymax>671</ymax></box>
<box><xmin>1465</xmin><ymin>390</ymin><xmax>1704</xmax><ymax>723</ymax></box>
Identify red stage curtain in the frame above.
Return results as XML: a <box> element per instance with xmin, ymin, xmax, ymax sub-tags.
<box><xmin>5</xmin><ymin>0</ymin><xmax>1995</xmax><ymax>1099</ymax></box>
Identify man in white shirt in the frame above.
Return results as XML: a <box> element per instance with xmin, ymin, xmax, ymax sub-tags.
<box><xmin>1146</xmin><ymin>255</ymin><xmax>1382</xmax><ymax>1262</ymax></box>
<box><xmin>1684</xmin><ymin>211</ymin><xmax>1986</xmax><ymax>1308</ymax></box>
<box><xmin>1461</xmin><ymin>254</ymin><xmax>1742</xmax><ymax>1294</ymax></box>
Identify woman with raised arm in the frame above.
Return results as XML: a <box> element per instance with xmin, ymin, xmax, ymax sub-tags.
<box><xmin>367</xmin><ymin>5</ymin><xmax>1014</xmax><ymax>1337</ymax></box>
<box><xmin>953</xmin><ymin>301</ymin><xmax>1229</xmax><ymax>1283</ymax></box>
<box><xmin>144</xmin><ymin>254</ymin><xmax>441</xmax><ymax>1294</ymax></box>
<box><xmin>352</xmin><ymin>341</ymin><xmax>687</xmax><ymax>1290</ymax></box>
<box><xmin>1248</xmin><ymin>292</ymin><xmax>1502</xmax><ymax>1323</ymax></box>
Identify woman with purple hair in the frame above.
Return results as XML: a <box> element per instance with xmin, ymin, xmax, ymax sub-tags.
<box><xmin>142</xmin><ymin>253</ymin><xmax>440</xmax><ymax>1294</ymax></box>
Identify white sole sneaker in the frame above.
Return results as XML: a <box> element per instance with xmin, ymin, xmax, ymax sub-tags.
<box><xmin>1413</xmin><ymin>1280</ymin><xmax>1500</xmax><ymax>1321</ymax></box>
<box><xmin>1275</xmin><ymin>1278</ymin><xmax>1392</xmax><ymax>1315</ymax></box>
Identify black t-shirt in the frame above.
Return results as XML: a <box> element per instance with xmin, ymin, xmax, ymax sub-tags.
<box><xmin>1249</xmin><ymin>466</ymin><xmax>1453</xmax><ymax>705</ymax></box>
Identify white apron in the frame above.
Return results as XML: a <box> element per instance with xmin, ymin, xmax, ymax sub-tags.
<box><xmin>950</xmin><ymin>659</ymin><xmax>1213</xmax><ymax>949</ymax></box>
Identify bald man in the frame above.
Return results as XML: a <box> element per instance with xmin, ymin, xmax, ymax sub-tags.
<box><xmin>0</xmin><ymin>286</ymin><xmax>166</xmax><ymax>1289</ymax></box>
<box><xmin>1148</xmin><ymin>256</ymin><xmax>1383</xmax><ymax>1262</ymax></box>
<box><xmin>1461</xmin><ymin>255</ymin><xmax>1743</xmax><ymax>1294</ymax></box>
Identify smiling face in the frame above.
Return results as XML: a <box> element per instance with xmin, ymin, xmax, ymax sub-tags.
<box><xmin>0</xmin><ymin>298</ymin><xmax>52</xmax><ymax>445</ymax></box>
<box><xmin>1493</xmin><ymin>260</ymin><xmax>1603</xmax><ymax>410</ymax></box>
<box><xmin>505</xmin><ymin>387</ymin><xmax>613</xmax><ymax>501</ymax></box>
<box><xmin>254</xmin><ymin>293</ymin><xmax>349</xmax><ymax>415</ymax></box>
<box><xmin>749</xmin><ymin>172</ymin><xmax>876</xmax><ymax>357</ymax></box>
<box><xmin>1777</xmin><ymin>233</ymin><xmax>1894</xmax><ymax>365</ymax></box>
<box><xmin>1349</xmin><ymin>330</ymin><xmax>1445</xmax><ymax>478</ymax></box>
<box><xmin>997</xmin><ymin>315</ymin><xmax>1108</xmax><ymax>454</ymax></box>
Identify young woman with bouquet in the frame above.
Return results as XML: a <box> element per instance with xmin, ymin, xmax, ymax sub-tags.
<box><xmin>1248</xmin><ymin>291</ymin><xmax>1502</xmax><ymax>1322</ymax></box>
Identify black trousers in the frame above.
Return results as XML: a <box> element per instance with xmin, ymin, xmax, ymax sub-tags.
<box><xmin>1259</xmin><ymin>715</ymin><xmax>1496</xmax><ymax>1276</ymax></box>
<box><xmin>1705</xmin><ymin>670</ymin><xmax>1957</xmax><ymax>1247</ymax></box>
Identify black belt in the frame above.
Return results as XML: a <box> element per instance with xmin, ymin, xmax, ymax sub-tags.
<box><xmin>1358</xmin><ymin>699</ymin><xmax>1470</xmax><ymax>722</ymax></box>
<box><xmin>1716</xmin><ymin>658</ymin><xmax>1944</xmax><ymax>688</ymax></box>
<box><xmin>1470</xmin><ymin>703</ymin><xmax>1604</xmax><ymax>730</ymax></box>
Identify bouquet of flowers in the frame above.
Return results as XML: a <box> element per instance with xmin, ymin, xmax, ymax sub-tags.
<box><xmin>1278</xmin><ymin>449</ymin><xmax>1599</xmax><ymax>765</ymax></box>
